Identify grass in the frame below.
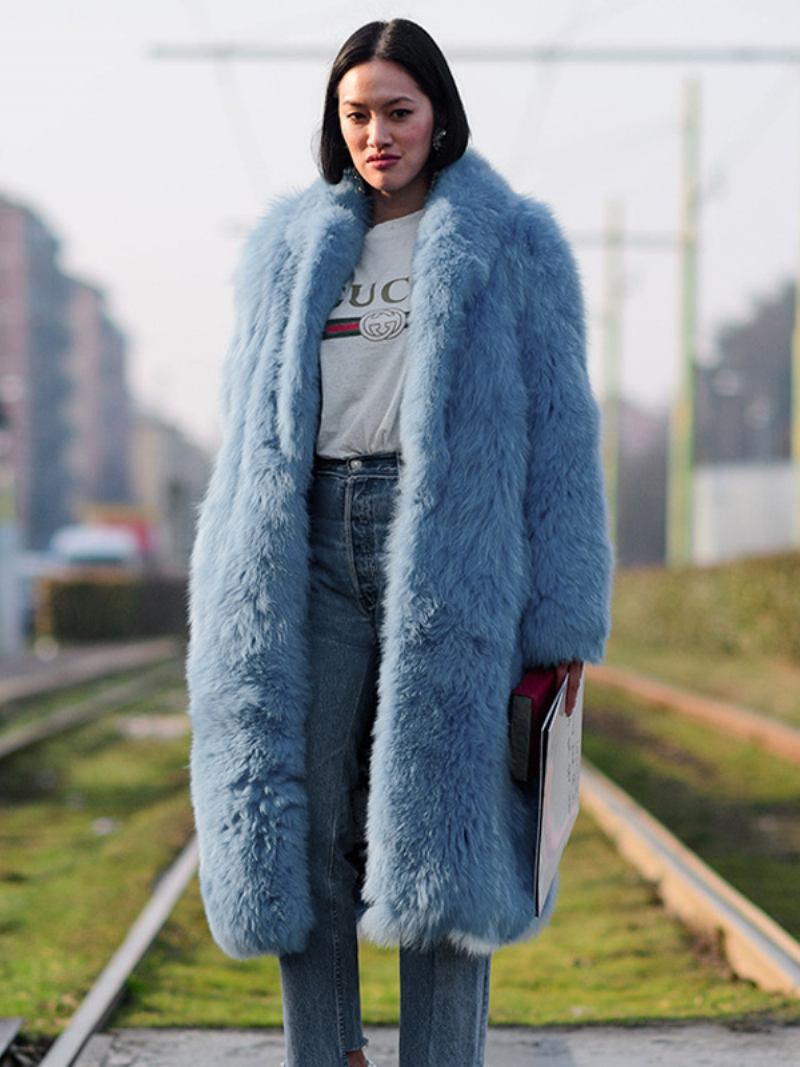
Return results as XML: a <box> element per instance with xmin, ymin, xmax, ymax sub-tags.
<box><xmin>582</xmin><ymin>679</ymin><xmax>800</xmax><ymax>938</ymax></box>
<box><xmin>115</xmin><ymin>809</ymin><xmax>798</xmax><ymax>1031</ymax></box>
<box><xmin>1</xmin><ymin>665</ymin><xmax>797</xmax><ymax>1046</ymax></box>
<box><xmin>0</xmin><ymin>668</ymin><xmax>194</xmax><ymax>1039</ymax></box>
<box><xmin>603</xmin><ymin>633</ymin><xmax>800</xmax><ymax>729</ymax></box>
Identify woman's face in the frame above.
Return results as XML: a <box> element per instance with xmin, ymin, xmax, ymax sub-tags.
<box><xmin>337</xmin><ymin>58</ymin><xmax>436</xmax><ymax>200</ymax></box>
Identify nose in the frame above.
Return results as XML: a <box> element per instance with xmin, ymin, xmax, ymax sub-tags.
<box><xmin>367</xmin><ymin>116</ymin><xmax>392</xmax><ymax>150</ymax></box>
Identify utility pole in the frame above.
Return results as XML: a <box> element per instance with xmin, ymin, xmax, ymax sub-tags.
<box><xmin>793</xmin><ymin>141</ymin><xmax>800</xmax><ymax>544</ymax></box>
<box><xmin>667</xmin><ymin>77</ymin><xmax>700</xmax><ymax>567</ymax></box>
<box><xmin>601</xmin><ymin>198</ymin><xmax>625</xmax><ymax>554</ymax></box>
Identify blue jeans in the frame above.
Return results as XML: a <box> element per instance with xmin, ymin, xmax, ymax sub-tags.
<box><xmin>278</xmin><ymin>451</ymin><xmax>492</xmax><ymax>1067</ymax></box>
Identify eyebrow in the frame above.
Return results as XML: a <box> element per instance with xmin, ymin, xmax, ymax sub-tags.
<box><xmin>340</xmin><ymin>95</ymin><xmax>416</xmax><ymax>108</ymax></box>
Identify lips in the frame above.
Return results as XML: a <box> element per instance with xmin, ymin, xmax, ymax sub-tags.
<box><xmin>369</xmin><ymin>156</ymin><xmax>400</xmax><ymax>170</ymax></box>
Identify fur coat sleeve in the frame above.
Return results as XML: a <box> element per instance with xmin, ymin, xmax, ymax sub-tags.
<box><xmin>515</xmin><ymin>203</ymin><xmax>614</xmax><ymax>668</ymax></box>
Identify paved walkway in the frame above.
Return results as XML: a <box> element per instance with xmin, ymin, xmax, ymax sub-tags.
<box><xmin>75</xmin><ymin>1022</ymin><xmax>800</xmax><ymax>1066</ymax></box>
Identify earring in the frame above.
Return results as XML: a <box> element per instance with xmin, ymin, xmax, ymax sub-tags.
<box><xmin>432</xmin><ymin>127</ymin><xmax>446</xmax><ymax>153</ymax></box>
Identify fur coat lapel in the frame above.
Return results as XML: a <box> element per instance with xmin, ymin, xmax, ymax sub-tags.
<box><xmin>187</xmin><ymin>146</ymin><xmax>613</xmax><ymax>962</ymax></box>
<box><xmin>273</xmin><ymin>147</ymin><xmax>506</xmax><ymax>473</ymax></box>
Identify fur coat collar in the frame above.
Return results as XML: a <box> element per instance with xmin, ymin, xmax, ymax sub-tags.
<box><xmin>186</xmin><ymin>146</ymin><xmax>614</xmax><ymax>959</ymax></box>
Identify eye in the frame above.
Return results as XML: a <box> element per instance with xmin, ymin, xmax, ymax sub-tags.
<box><xmin>392</xmin><ymin>108</ymin><xmax>412</xmax><ymax>118</ymax></box>
<box><xmin>345</xmin><ymin>111</ymin><xmax>366</xmax><ymax>122</ymax></box>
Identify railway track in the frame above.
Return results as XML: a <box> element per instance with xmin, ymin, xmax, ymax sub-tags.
<box><xmin>2</xmin><ymin>659</ymin><xmax>798</xmax><ymax>1065</ymax></box>
<box><xmin>0</xmin><ymin>638</ymin><xmax>183</xmax><ymax>706</ymax></box>
<box><xmin>580</xmin><ymin>761</ymin><xmax>800</xmax><ymax>996</ymax></box>
<box><xmin>33</xmin><ymin>837</ymin><xmax>200</xmax><ymax>1067</ymax></box>
<box><xmin>0</xmin><ymin>658</ymin><xmax>184</xmax><ymax>761</ymax></box>
<box><xmin>2</xmin><ymin>758</ymin><xmax>794</xmax><ymax>1066</ymax></box>
<box><xmin>587</xmin><ymin>662</ymin><xmax>800</xmax><ymax>765</ymax></box>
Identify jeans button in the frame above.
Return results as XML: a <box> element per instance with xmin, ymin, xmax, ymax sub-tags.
<box><xmin>350</xmin><ymin>458</ymin><xmax>363</xmax><ymax>470</ymax></box>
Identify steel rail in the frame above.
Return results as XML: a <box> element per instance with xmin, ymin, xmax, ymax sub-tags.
<box><xmin>0</xmin><ymin>637</ymin><xmax>183</xmax><ymax>706</ymax></box>
<box><xmin>580</xmin><ymin>758</ymin><xmax>800</xmax><ymax>996</ymax></box>
<box><xmin>587</xmin><ymin>662</ymin><xmax>800</xmax><ymax>765</ymax></box>
<box><xmin>0</xmin><ymin>659</ymin><xmax>184</xmax><ymax>761</ymax></box>
<box><xmin>13</xmin><ymin>760</ymin><xmax>799</xmax><ymax>1066</ymax></box>
<box><xmin>0</xmin><ymin>1017</ymin><xmax>23</xmax><ymax>1059</ymax></box>
<box><xmin>37</xmin><ymin>837</ymin><xmax>199</xmax><ymax>1067</ymax></box>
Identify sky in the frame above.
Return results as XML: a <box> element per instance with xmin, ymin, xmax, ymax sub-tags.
<box><xmin>2</xmin><ymin>0</ymin><xmax>799</xmax><ymax>455</ymax></box>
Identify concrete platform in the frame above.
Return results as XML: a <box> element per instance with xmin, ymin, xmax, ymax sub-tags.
<box><xmin>74</xmin><ymin>1022</ymin><xmax>800</xmax><ymax>1066</ymax></box>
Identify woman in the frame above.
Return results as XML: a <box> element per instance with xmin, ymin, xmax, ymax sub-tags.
<box><xmin>186</xmin><ymin>17</ymin><xmax>613</xmax><ymax>1067</ymax></box>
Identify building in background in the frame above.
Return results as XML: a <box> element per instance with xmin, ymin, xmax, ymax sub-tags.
<box><xmin>64</xmin><ymin>276</ymin><xmax>132</xmax><ymax>517</ymax></box>
<box><xmin>0</xmin><ymin>189</ymin><xmax>211</xmax><ymax>654</ymax></box>
<box><xmin>0</xmin><ymin>193</ymin><xmax>139</xmax><ymax>556</ymax></box>
<box><xmin>0</xmin><ymin>194</ymin><xmax>74</xmax><ymax>551</ymax></box>
<box><xmin>129</xmin><ymin>407</ymin><xmax>210</xmax><ymax>573</ymax></box>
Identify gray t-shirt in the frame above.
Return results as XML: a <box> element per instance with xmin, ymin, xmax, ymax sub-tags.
<box><xmin>315</xmin><ymin>207</ymin><xmax>424</xmax><ymax>458</ymax></box>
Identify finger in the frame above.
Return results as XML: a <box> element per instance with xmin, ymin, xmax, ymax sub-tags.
<box><xmin>553</xmin><ymin>663</ymin><xmax>569</xmax><ymax>713</ymax></box>
<box><xmin>565</xmin><ymin>663</ymin><xmax>580</xmax><ymax>716</ymax></box>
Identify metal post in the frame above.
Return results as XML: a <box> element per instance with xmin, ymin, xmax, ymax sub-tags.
<box><xmin>668</xmin><ymin>77</ymin><xmax>700</xmax><ymax>566</ymax></box>
<box><xmin>602</xmin><ymin>198</ymin><xmax>624</xmax><ymax>554</ymax></box>
<box><xmin>792</xmin><ymin>148</ymin><xmax>800</xmax><ymax>543</ymax></box>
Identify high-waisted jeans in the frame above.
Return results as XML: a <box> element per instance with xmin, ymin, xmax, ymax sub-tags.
<box><xmin>278</xmin><ymin>451</ymin><xmax>492</xmax><ymax>1067</ymax></box>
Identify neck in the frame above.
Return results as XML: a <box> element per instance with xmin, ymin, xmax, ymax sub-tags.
<box><xmin>370</xmin><ymin>167</ymin><xmax>432</xmax><ymax>225</ymax></box>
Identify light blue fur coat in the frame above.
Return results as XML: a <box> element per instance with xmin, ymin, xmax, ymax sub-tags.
<box><xmin>186</xmin><ymin>145</ymin><xmax>614</xmax><ymax>960</ymax></box>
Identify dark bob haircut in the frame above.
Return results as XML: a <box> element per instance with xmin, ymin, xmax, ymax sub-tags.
<box><xmin>318</xmin><ymin>18</ymin><xmax>471</xmax><ymax>185</ymax></box>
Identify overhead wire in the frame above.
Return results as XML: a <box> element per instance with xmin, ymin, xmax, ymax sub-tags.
<box><xmin>699</xmin><ymin>64</ymin><xmax>799</xmax><ymax>205</ymax></box>
<box><xmin>181</xmin><ymin>0</ymin><xmax>268</xmax><ymax>203</ymax></box>
<box><xmin>509</xmin><ymin>0</ymin><xmax>649</xmax><ymax>186</ymax></box>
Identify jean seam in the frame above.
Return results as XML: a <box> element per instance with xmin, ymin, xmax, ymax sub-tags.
<box><xmin>329</xmin><ymin>892</ymin><xmax>350</xmax><ymax>1067</ymax></box>
<box><xmin>425</xmin><ymin>948</ymin><xmax>437</xmax><ymax>1067</ymax></box>
<box><xmin>343</xmin><ymin>478</ymin><xmax>374</xmax><ymax>620</ymax></box>
<box><xmin>476</xmin><ymin>956</ymin><xmax>491</xmax><ymax>1066</ymax></box>
<box><xmin>327</xmin><ymin>656</ymin><xmax>374</xmax><ymax>1067</ymax></box>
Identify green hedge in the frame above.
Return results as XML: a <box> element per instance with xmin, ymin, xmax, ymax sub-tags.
<box><xmin>38</xmin><ymin>572</ymin><xmax>188</xmax><ymax>642</ymax></box>
<box><xmin>612</xmin><ymin>550</ymin><xmax>800</xmax><ymax>662</ymax></box>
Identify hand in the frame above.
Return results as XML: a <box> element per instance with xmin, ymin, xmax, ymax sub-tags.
<box><xmin>554</xmin><ymin>660</ymin><xmax>583</xmax><ymax>717</ymax></box>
